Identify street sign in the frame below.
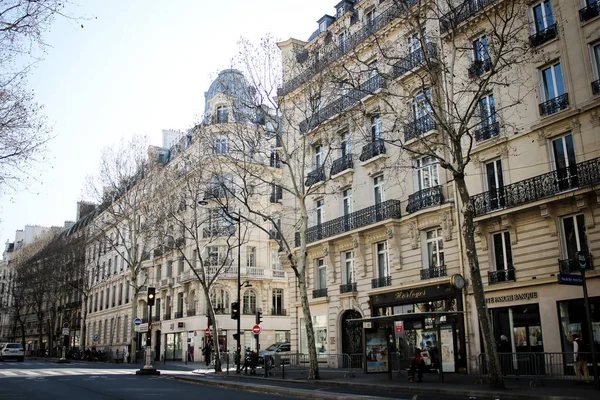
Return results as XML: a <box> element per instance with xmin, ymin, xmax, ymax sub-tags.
<box><xmin>252</xmin><ymin>325</ymin><xmax>261</xmax><ymax>335</ymax></box>
<box><xmin>93</xmin><ymin>333</ymin><xmax>99</xmax><ymax>341</ymax></box>
<box><xmin>62</xmin><ymin>328</ymin><xmax>69</xmax><ymax>336</ymax></box>
<box><xmin>134</xmin><ymin>318</ymin><xmax>142</xmax><ymax>326</ymax></box>
<box><xmin>558</xmin><ymin>273</ymin><xmax>584</xmax><ymax>286</ymax></box>
<box><xmin>63</xmin><ymin>322</ymin><xmax>69</xmax><ymax>329</ymax></box>
<box><xmin>204</xmin><ymin>328</ymin><xmax>210</xmax><ymax>337</ymax></box>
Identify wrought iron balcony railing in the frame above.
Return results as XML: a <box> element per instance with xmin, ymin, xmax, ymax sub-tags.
<box><xmin>243</xmin><ymin>307</ymin><xmax>256</xmax><ymax>315</ymax></box>
<box><xmin>559</xmin><ymin>253</ymin><xmax>594</xmax><ymax>273</ymax></box>
<box><xmin>187</xmin><ymin>308</ymin><xmax>196</xmax><ymax>316</ymax></box>
<box><xmin>295</xmin><ymin>199</ymin><xmax>402</xmax><ymax>246</ymax></box>
<box><xmin>406</xmin><ymin>186</ymin><xmax>444</xmax><ymax>213</ymax></box>
<box><xmin>153</xmin><ymin>315</ymin><xmax>161</xmax><ymax>322</ymax></box>
<box><xmin>269</xmin><ymin>229</ymin><xmax>281</xmax><ymax>241</ymax></box>
<box><xmin>488</xmin><ymin>268</ymin><xmax>515</xmax><ymax>284</ymax></box>
<box><xmin>468</xmin><ymin>58</ymin><xmax>492</xmax><ymax>78</ymax></box>
<box><xmin>372</xmin><ymin>276</ymin><xmax>392</xmax><ymax>289</ymax></box>
<box><xmin>420</xmin><ymin>265</ymin><xmax>447</xmax><ymax>280</ymax></box>
<box><xmin>271</xmin><ymin>308</ymin><xmax>287</xmax><ymax>316</ymax></box>
<box><xmin>359</xmin><ymin>139</ymin><xmax>386</xmax><ymax>162</ymax></box>
<box><xmin>539</xmin><ymin>93</ymin><xmax>569</xmax><ymax>116</ymax></box>
<box><xmin>141</xmin><ymin>251</ymin><xmax>150</xmax><ymax>261</ymax></box>
<box><xmin>530</xmin><ymin>24</ymin><xmax>558</xmax><ymax>47</ymax></box>
<box><xmin>278</xmin><ymin>0</ymin><xmax>416</xmax><ymax>97</ymax></box>
<box><xmin>331</xmin><ymin>154</ymin><xmax>354</xmax><ymax>176</ymax></box>
<box><xmin>202</xmin><ymin>226</ymin><xmax>235</xmax><ymax>238</ymax></box>
<box><xmin>592</xmin><ymin>79</ymin><xmax>600</xmax><ymax>95</ymax></box>
<box><xmin>305</xmin><ymin>166</ymin><xmax>326</xmax><ymax>186</ymax></box>
<box><xmin>471</xmin><ymin>157</ymin><xmax>600</xmax><ymax>216</ymax></box>
<box><xmin>340</xmin><ymin>282</ymin><xmax>357</xmax><ymax>294</ymax></box>
<box><xmin>404</xmin><ymin>114</ymin><xmax>436</xmax><ymax>142</ymax></box>
<box><xmin>392</xmin><ymin>43</ymin><xmax>438</xmax><ymax>79</ymax></box>
<box><xmin>312</xmin><ymin>288</ymin><xmax>328</xmax><ymax>299</ymax></box>
<box><xmin>175</xmin><ymin>311</ymin><xmax>183</xmax><ymax>319</ymax></box>
<box><xmin>580</xmin><ymin>1</ymin><xmax>600</xmax><ymax>22</ymax></box>
<box><xmin>440</xmin><ymin>0</ymin><xmax>498</xmax><ymax>33</ymax></box>
<box><xmin>474</xmin><ymin>120</ymin><xmax>499</xmax><ymax>142</ymax></box>
<box><xmin>299</xmin><ymin>74</ymin><xmax>386</xmax><ymax>133</ymax></box>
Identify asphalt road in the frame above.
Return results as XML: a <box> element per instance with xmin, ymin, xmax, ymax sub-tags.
<box><xmin>0</xmin><ymin>359</ymin><xmax>297</xmax><ymax>400</ymax></box>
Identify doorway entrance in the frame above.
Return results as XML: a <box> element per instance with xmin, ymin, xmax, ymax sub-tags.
<box><xmin>341</xmin><ymin>310</ymin><xmax>362</xmax><ymax>368</ymax></box>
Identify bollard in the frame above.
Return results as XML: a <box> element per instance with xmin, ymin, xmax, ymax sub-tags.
<box><xmin>282</xmin><ymin>362</ymin><xmax>285</xmax><ymax>379</ymax></box>
<box><xmin>226</xmin><ymin>352</ymin><xmax>229</xmax><ymax>375</ymax></box>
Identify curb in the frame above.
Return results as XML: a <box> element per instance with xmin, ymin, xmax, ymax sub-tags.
<box><xmin>172</xmin><ymin>374</ymin><xmax>593</xmax><ymax>400</ymax></box>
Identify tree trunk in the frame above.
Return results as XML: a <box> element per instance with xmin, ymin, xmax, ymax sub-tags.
<box><xmin>129</xmin><ymin>286</ymin><xmax>138</xmax><ymax>364</ymax></box>
<box><xmin>81</xmin><ymin>295</ymin><xmax>88</xmax><ymax>351</ymax></box>
<box><xmin>204</xmin><ymin>293</ymin><xmax>222</xmax><ymax>372</ymax></box>
<box><xmin>455</xmin><ymin>176</ymin><xmax>504</xmax><ymax>388</ymax></box>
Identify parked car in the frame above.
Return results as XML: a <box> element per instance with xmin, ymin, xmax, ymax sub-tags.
<box><xmin>258</xmin><ymin>342</ymin><xmax>291</xmax><ymax>367</ymax></box>
<box><xmin>0</xmin><ymin>343</ymin><xmax>24</xmax><ymax>362</ymax></box>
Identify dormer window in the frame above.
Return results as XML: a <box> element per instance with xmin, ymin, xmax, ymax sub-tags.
<box><xmin>216</xmin><ymin>106</ymin><xmax>228</xmax><ymax>123</ymax></box>
<box><xmin>319</xmin><ymin>20</ymin><xmax>328</xmax><ymax>33</ymax></box>
<box><xmin>337</xmin><ymin>5</ymin><xmax>346</xmax><ymax>18</ymax></box>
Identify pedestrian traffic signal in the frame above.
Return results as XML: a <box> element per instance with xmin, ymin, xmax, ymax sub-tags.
<box><xmin>147</xmin><ymin>287</ymin><xmax>156</xmax><ymax>306</ymax></box>
<box><xmin>231</xmin><ymin>301</ymin><xmax>240</xmax><ymax>320</ymax></box>
<box><xmin>255</xmin><ymin>309</ymin><xmax>262</xmax><ymax>325</ymax></box>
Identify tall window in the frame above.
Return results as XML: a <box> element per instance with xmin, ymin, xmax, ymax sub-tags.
<box><xmin>314</xmin><ymin>144</ymin><xmax>323</xmax><ymax>168</ymax></box>
<box><xmin>125</xmin><ymin>280</ymin><xmax>130</xmax><ymax>303</ymax></box>
<box><xmin>271</xmin><ymin>249</ymin><xmax>281</xmax><ymax>270</ymax></box>
<box><xmin>531</xmin><ymin>0</ymin><xmax>554</xmax><ymax>34</ymax></box>
<box><xmin>206</xmin><ymin>246</ymin><xmax>228</xmax><ymax>266</ymax></box>
<box><xmin>246</xmin><ymin>246</ymin><xmax>256</xmax><ymax>268</ymax></box>
<box><xmin>243</xmin><ymin>289</ymin><xmax>257</xmax><ymax>313</ymax></box>
<box><xmin>592</xmin><ymin>43</ymin><xmax>600</xmax><ymax>80</ymax></box>
<box><xmin>485</xmin><ymin>159</ymin><xmax>505</xmax><ymax>210</ymax></box>
<box><xmin>373</xmin><ymin>175</ymin><xmax>385</xmax><ymax>205</ymax></box>
<box><xmin>342</xmin><ymin>251</ymin><xmax>354</xmax><ymax>284</ymax></box>
<box><xmin>551</xmin><ymin>134</ymin><xmax>577</xmax><ymax>190</ymax></box>
<box><xmin>156</xmin><ymin>264</ymin><xmax>162</xmax><ymax>281</ymax></box>
<box><xmin>473</xmin><ymin>35</ymin><xmax>489</xmax><ymax>62</ymax></box>
<box><xmin>178</xmin><ymin>259</ymin><xmax>184</xmax><ymax>274</ymax></box>
<box><xmin>424</xmin><ymin>228</ymin><xmax>444</xmax><ymax>269</ymax></box>
<box><xmin>562</xmin><ymin>214</ymin><xmax>589</xmax><ymax>260</ymax></box>
<box><xmin>315</xmin><ymin>198</ymin><xmax>324</xmax><ymax>225</ymax></box>
<box><xmin>410</xmin><ymin>89</ymin><xmax>432</xmax><ymax>119</ymax></box>
<box><xmin>177</xmin><ymin>292</ymin><xmax>184</xmax><ymax>313</ymax></box>
<box><xmin>376</xmin><ymin>241</ymin><xmax>389</xmax><ymax>278</ymax></box>
<box><xmin>540</xmin><ymin>62</ymin><xmax>565</xmax><ymax>101</ymax></box>
<box><xmin>118</xmin><ymin>283</ymin><xmax>123</xmax><ymax>305</ymax></box>
<box><xmin>339</xmin><ymin>30</ymin><xmax>348</xmax><ymax>52</ymax></box>
<box><xmin>215</xmin><ymin>137</ymin><xmax>230</xmax><ymax>154</ymax></box>
<box><xmin>407</xmin><ymin>29</ymin><xmax>427</xmax><ymax>52</ymax></box>
<box><xmin>216</xmin><ymin>105</ymin><xmax>228</xmax><ymax>123</ymax></box>
<box><xmin>210</xmin><ymin>288</ymin><xmax>230</xmax><ymax>313</ymax></box>
<box><xmin>370</xmin><ymin>114</ymin><xmax>382</xmax><ymax>141</ymax></box>
<box><xmin>340</xmin><ymin>131</ymin><xmax>351</xmax><ymax>157</ymax></box>
<box><xmin>167</xmin><ymin>260</ymin><xmax>173</xmax><ymax>278</ymax></box>
<box><xmin>365</xmin><ymin>8</ymin><xmax>376</xmax><ymax>30</ymax></box>
<box><xmin>342</xmin><ymin>188</ymin><xmax>352</xmax><ymax>216</ymax></box>
<box><xmin>99</xmin><ymin>291</ymin><xmax>104</xmax><ymax>311</ymax></box>
<box><xmin>272</xmin><ymin>289</ymin><xmax>284</xmax><ymax>315</ymax></box>
<box><xmin>123</xmin><ymin>316</ymin><xmax>128</xmax><ymax>342</ymax></box>
<box><xmin>316</xmin><ymin>258</ymin><xmax>327</xmax><ymax>289</ymax></box>
<box><xmin>479</xmin><ymin>93</ymin><xmax>496</xmax><ymax>126</ymax></box>
<box><xmin>492</xmin><ymin>231</ymin><xmax>514</xmax><ymax>282</ymax></box>
<box><xmin>414</xmin><ymin>156</ymin><xmax>439</xmax><ymax>190</ymax></box>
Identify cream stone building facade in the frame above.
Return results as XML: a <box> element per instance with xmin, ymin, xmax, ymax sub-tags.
<box><xmin>276</xmin><ymin>0</ymin><xmax>600</xmax><ymax>374</ymax></box>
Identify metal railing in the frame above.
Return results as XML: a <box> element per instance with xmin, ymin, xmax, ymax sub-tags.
<box><xmin>488</xmin><ymin>268</ymin><xmax>515</xmax><ymax>284</ymax></box>
<box><xmin>312</xmin><ymin>288</ymin><xmax>328</xmax><ymax>299</ymax></box>
<box><xmin>440</xmin><ymin>0</ymin><xmax>499</xmax><ymax>33</ymax></box>
<box><xmin>468</xmin><ymin>58</ymin><xmax>492</xmax><ymax>77</ymax></box>
<box><xmin>420</xmin><ymin>265</ymin><xmax>447</xmax><ymax>280</ymax></box>
<box><xmin>404</xmin><ymin>114</ymin><xmax>435</xmax><ymax>142</ymax></box>
<box><xmin>477</xmin><ymin>352</ymin><xmax>597</xmax><ymax>385</ymax></box>
<box><xmin>163</xmin><ymin>313</ymin><xmax>171</xmax><ymax>320</ymax></box>
<box><xmin>331</xmin><ymin>154</ymin><xmax>353</xmax><ymax>176</ymax></box>
<box><xmin>474</xmin><ymin>120</ymin><xmax>499</xmax><ymax>142</ymax></box>
<box><xmin>305</xmin><ymin>166</ymin><xmax>326</xmax><ymax>186</ymax></box>
<box><xmin>295</xmin><ymin>199</ymin><xmax>402</xmax><ymax>246</ymax></box>
<box><xmin>539</xmin><ymin>93</ymin><xmax>569</xmax><ymax>116</ymax></box>
<box><xmin>203</xmin><ymin>226</ymin><xmax>235</xmax><ymax>238</ymax></box>
<box><xmin>340</xmin><ymin>282</ymin><xmax>357</xmax><ymax>294</ymax></box>
<box><xmin>530</xmin><ymin>24</ymin><xmax>558</xmax><ymax>47</ymax></box>
<box><xmin>580</xmin><ymin>1</ymin><xmax>600</xmax><ymax>21</ymax></box>
<box><xmin>271</xmin><ymin>308</ymin><xmax>287</xmax><ymax>316</ymax></box>
<box><xmin>359</xmin><ymin>139</ymin><xmax>386</xmax><ymax>162</ymax></box>
<box><xmin>559</xmin><ymin>253</ymin><xmax>594</xmax><ymax>273</ymax></box>
<box><xmin>471</xmin><ymin>156</ymin><xmax>600</xmax><ymax>216</ymax></box>
<box><xmin>372</xmin><ymin>276</ymin><xmax>392</xmax><ymax>289</ymax></box>
<box><xmin>392</xmin><ymin>43</ymin><xmax>438</xmax><ymax>79</ymax></box>
<box><xmin>406</xmin><ymin>185</ymin><xmax>444</xmax><ymax>213</ymax></box>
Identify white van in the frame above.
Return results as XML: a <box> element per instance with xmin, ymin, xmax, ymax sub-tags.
<box><xmin>0</xmin><ymin>343</ymin><xmax>24</xmax><ymax>362</ymax></box>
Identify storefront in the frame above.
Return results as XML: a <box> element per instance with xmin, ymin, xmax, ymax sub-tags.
<box><xmin>358</xmin><ymin>281</ymin><xmax>466</xmax><ymax>374</ymax></box>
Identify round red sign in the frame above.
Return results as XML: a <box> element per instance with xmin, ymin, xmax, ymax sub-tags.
<box><xmin>204</xmin><ymin>328</ymin><xmax>210</xmax><ymax>336</ymax></box>
<box><xmin>252</xmin><ymin>325</ymin><xmax>261</xmax><ymax>335</ymax></box>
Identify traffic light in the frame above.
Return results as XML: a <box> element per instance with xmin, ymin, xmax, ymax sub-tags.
<box><xmin>231</xmin><ymin>301</ymin><xmax>240</xmax><ymax>320</ymax></box>
<box><xmin>256</xmin><ymin>309</ymin><xmax>263</xmax><ymax>325</ymax></box>
<box><xmin>147</xmin><ymin>287</ymin><xmax>155</xmax><ymax>306</ymax></box>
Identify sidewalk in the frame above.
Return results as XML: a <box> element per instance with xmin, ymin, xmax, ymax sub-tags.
<box><xmin>161</xmin><ymin>361</ymin><xmax>600</xmax><ymax>400</ymax></box>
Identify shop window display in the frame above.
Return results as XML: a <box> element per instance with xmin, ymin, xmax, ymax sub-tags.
<box><xmin>300</xmin><ymin>315</ymin><xmax>327</xmax><ymax>355</ymax></box>
<box><xmin>558</xmin><ymin>296</ymin><xmax>600</xmax><ymax>364</ymax></box>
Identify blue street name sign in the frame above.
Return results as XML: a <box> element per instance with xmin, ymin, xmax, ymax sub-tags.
<box><xmin>558</xmin><ymin>273</ymin><xmax>584</xmax><ymax>286</ymax></box>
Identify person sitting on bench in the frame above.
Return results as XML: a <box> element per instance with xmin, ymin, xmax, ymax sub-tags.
<box><xmin>408</xmin><ymin>348</ymin><xmax>425</xmax><ymax>383</ymax></box>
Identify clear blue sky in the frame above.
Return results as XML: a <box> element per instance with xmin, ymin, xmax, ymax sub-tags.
<box><xmin>0</xmin><ymin>0</ymin><xmax>329</xmax><ymax>250</ymax></box>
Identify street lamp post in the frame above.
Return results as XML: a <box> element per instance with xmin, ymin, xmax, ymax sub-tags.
<box><xmin>236</xmin><ymin>215</ymin><xmax>241</xmax><ymax>374</ymax></box>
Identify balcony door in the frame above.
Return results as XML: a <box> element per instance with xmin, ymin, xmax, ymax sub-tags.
<box><xmin>485</xmin><ymin>159</ymin><xmax>505</xmax><ymax>210</ymax></box>
<box><xmin>551</xmin><ymin>134</ymin><xmax>577</xmax><ymax>191</ymax></box>
<box><xmin>561</xmin><ymin>214</ymin><xmax>589</xmax><ymax>264</ymax></box>
<box><xmin>342</xmin><ymin>188</ymin><xmax>352</xmax><ymax>231</ymax></box>
<box><xmin>373</xmin><ymin>174</ymin><xmax>385</xmax><ymax>222</ymax></box>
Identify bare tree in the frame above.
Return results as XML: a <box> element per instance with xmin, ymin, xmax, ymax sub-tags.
<box><xmin>85</xmin><ymin>135</ymin><xmax>157</xmax><ymax>363</ymax></box>
<box><xmin>0</xmin><ymin>0</ymin><xmax>72</xmax><ymax>195</ymax></box>
<box><xmin>280</xmin><ymin>0</ymin><xmax>536</xmax><ymax>388</ymax></box>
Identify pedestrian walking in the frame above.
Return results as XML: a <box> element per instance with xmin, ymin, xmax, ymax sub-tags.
<box><xmin>573</xmin><ymin>334</ymin><xmax>590</xmax><ymax>383</ymax></box>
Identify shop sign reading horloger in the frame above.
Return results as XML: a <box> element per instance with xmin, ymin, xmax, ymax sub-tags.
<box><xmin>485</xmin><ymin>292</ymin><xmax>538</xmax><ymax>304</ymax></box>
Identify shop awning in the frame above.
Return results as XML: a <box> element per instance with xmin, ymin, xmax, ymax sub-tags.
<box><xmin>348</xmin><ymin>311</ymin><xmax>464</xmax><ymax>325</ymax></box>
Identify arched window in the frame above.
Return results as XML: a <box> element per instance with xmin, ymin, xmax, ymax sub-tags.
<box><xmin>209</xmin><ymin>287</ymin><xmax>230</xmax><ymax>314</ymax></box>
<box><xmin>243</xmin><ymin>289</ymin><xmax>257</xmax><ymax>314</ymax></box>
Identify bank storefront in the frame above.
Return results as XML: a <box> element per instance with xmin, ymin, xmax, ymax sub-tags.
<box><xmin>354</xmin><ymin>279</ymin><xmax>467</xmax><ymax>374</ymax></box>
